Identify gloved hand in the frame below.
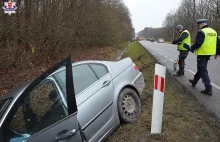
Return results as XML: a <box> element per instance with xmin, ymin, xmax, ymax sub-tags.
<box><xmin>183</xmin><ymin>43</ymin><xmax>194</xmax><ymax>53</ymax></box>
<box><xmin>190</xmin><ymin>48</ymin><xmax>195</xmax><ymax>53</ymax></box>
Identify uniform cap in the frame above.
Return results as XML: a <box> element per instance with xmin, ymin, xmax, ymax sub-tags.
<box><xmin>197</xmin><ymin>19</ymin><xmax>208</xmax><ymax>25</ymax></box>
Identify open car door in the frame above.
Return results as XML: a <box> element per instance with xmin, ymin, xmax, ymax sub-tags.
<box><xmin>1</xmin><ymin>56</ymin><xmax>83</xmax><ymax>142</ymax></box>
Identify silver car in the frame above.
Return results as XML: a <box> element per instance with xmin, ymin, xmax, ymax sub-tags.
<box><xmin>0</xmin><ymin>56</ymin><xmax>145</xmax><ymax>142</ymax></box>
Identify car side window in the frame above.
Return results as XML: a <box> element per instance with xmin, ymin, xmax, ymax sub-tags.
<box><xmin>89</xmin><ymin>64</ymin><xmax>108</xmax><ymax>79</ymax></box>
<box><xmin>5</xmin><ymin>80</ymin><xmax>67</xmax><ymax>142</ymax></box>
<box><xmin>73</xmin><ymin>64</ymin><xmax>98</xmax><ymax>95</ymax></box>
<box><xmin>54</xmin><ymin>64</ymin><xmax>98</xmax><ymax>95</ymax></box>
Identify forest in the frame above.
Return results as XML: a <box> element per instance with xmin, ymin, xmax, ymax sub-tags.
<box><xmin>138</xmin><ymin>0</ymin><xmax>220</xmax><ymax>42</ymax></box>
<box><xmin>0</xmin><ymin>0</ymin><xmax>135</xmax><ymax>70</ymax></box>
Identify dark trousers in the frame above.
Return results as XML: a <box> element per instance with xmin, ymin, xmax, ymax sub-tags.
<box><xmin>178</xmin><ymin>50</ymin><xmax>189</xmax><ymax>73</ymax></box>
<box><xmin>193</xmin><ymin>55</ymin><xmax>212</xmax><ymax>91</ymax></box>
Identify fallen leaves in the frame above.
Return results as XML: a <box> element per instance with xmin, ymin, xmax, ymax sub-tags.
<box><xmin>0</xmin><ymin>46</ymin><xmax>116</xmax><ymax>95</ymax></box>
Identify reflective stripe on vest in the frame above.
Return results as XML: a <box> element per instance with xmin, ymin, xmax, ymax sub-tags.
<box><xmin>178</xmin><ymin>30</ymin><xmax>191</xmax><ymax>51</ymax></box>
<box><xmin>195</xmin><ymin>27</ymin><xmax>217</xmax><ymax>55</ymax></box>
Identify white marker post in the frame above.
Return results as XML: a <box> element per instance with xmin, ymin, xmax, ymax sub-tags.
<box><xmin>151</xmin><ymin>64</ymin><xmax>166</xmax><ymax>134</ymax></box>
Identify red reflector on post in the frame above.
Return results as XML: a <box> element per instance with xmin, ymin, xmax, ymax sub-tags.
<box><xmin>154</xmin><ymin>75</ymin><xmax>158</xmax><ymax>90</ymax></box>
<box><xmin>160</xmin><ymin>77</ymin><xmax>165</xmax><ymax>93</ymax></box>
<box><xmin>154</xmin><ymin>75</ymin><xmax>165</xmax><ymax>93</ymax></box>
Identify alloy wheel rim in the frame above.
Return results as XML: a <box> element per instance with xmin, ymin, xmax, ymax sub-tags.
<box><xmin>121</xmin><ymin>94</ymin><xmax>137</xmax><ymax>118</ymax></box>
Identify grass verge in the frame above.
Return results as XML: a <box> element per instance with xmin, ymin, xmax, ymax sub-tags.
<box><xmin>106</xmin><ymin>41</ymin><xmax>220</xmax><ymax>142</ymax></box>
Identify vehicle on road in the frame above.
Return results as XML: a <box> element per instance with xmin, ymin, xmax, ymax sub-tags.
<box><xmin>0</xmin><ymin>56</ymin><xmax>145</xmax><ymax>142</ymax></box>
<box><xmin>148</xmin><ymin>38</ymin><xmax>155</xmax><ymax>42</ymax></box>
<box><xmin>158</xmin><ymin>38</ymin><xmax>164</xmax><ymax>43</ymax></box>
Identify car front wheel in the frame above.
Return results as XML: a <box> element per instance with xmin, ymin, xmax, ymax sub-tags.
<box><xmin>118</xmin><ymin>88</ymin><xmax>141</xmax><ymax>123</ymax></box>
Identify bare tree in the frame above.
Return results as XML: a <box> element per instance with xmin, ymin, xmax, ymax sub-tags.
<box><xmin>139</xmin><ymin>0</ymin><xmax>220</xmax><ymax>42</ymax></box>
<box><xmin>0</xmin><ymin>0</ymin><xmax>134</xmax><ymax>70</ymax></box>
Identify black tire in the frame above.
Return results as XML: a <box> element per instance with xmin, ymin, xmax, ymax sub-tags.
<box><xmin>117</xmin><ymin>88</ymin><xmax>141</xmax><ymax>123</ymax></box>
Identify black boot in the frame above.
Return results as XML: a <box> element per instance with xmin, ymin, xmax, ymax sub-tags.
<box><xmin>201</xmin><ymin>90</ymin><xmax>212</xmax><ymax>95</ymax></box>
<box><xmin>189</xmin><ymin>79</ymin><xmax>196</xmax><ymax>87</ymax></box>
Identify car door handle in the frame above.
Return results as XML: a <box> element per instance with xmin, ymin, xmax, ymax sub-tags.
<box><xmin>55</xmin><ymin>129</ymin><xmax>77</xmax><ymax>141</ymax></box>
<box><xmin>102</xmin><ymin>80</ymin><xmax>111</xmax><ymax>88</ymax></box>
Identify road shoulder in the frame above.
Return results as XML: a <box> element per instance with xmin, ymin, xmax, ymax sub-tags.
<box><xmin>107</xmin><ymin>41</ymin><xmax>220</xmax><ymax>142</ymax></box>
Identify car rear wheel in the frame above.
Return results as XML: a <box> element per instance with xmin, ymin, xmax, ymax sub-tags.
<box><xmin>118</xmin><ymin>88</ymin><xmax>141</xmax><ymax>123</ymax></box>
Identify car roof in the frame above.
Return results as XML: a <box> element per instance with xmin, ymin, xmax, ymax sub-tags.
<box><xmin>0</xmin><ymin>59</ymin><xmax>121</xmax><ymax>101</ymax></box>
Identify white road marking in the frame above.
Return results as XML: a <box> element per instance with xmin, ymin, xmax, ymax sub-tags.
<box><xmin>187</xmin><ymin>69</ymin><xmax>220</xmax><ymax>90</ymax></box>
<box><xmin>151</xmin><ymin>47</ymin><xmax>173</xmax><ymax>62</ymax></box>
<box><xmin>187</xmin><ymin>69</ymin><xmax>196</xmax><ymax>74</ymax></box>
<box><xmin>212</xmin><ymin>83</ymin><xmax>220</xmax><ymax>90</ymax></box>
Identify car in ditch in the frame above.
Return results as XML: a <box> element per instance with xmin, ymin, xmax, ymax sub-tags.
<box><xmin>0</xmin><ymin>56</ymin><xmax>145</xmax><ymax>142</ymax></box>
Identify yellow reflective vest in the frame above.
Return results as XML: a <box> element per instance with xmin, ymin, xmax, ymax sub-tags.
<box><xmin>178</xmin><ymin>30</ymin><xmax>191</xmax><ymax>51</ymax></box>
<box><xmin>195</xmin><ymin>27</ymin><xmax>217</xmax><ymax>55</ymax></box>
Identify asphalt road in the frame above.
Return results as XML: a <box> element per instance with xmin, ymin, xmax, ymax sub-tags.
<box><xmin>140</xmin><ymin>40</ymin><xmax>220</xmax><ymax>119</ymax></box>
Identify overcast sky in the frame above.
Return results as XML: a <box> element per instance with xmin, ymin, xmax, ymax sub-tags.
<box><xmin>124</xmin><ymin>0</ymin><xmax>181</xmax><ymax>33</ymax></box>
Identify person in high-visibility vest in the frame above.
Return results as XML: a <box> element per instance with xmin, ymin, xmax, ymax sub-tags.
<box><xmin>172</xmin><ymin>24</ymin><xmax>191</xmax><ymax>76</ymax></box>
<box><xmin>189</xmin><ymin>19</ymin><xmax>220</xmax><ymax>95</ymax></box>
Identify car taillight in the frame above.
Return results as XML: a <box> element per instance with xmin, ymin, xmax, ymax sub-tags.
<box><xmin>133</xmin><ymin>61</ymin><xmax>139</xmax><ymax>70</ymax></box>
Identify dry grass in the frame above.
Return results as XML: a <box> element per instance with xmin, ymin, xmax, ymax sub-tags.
<box><xmin>106</xmin><ymin>41</ymin><xmax>220</xmax><ymax>142</ymax></box>
<box><xmin>2</xmin><ymin>41</ymin><xmax>220</xmax><ymax>141</ymax></box>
